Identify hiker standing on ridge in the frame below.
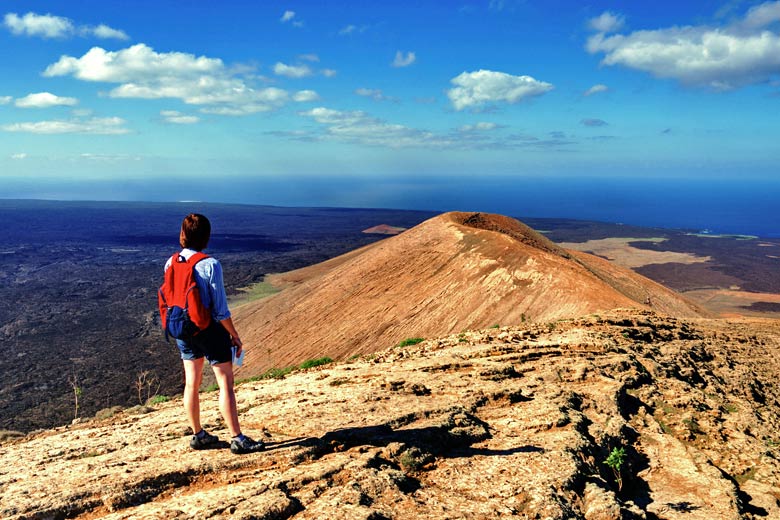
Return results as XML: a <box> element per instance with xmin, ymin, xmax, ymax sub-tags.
<box><xmin>161</xmin><ymin>213</ymin><xmax>265</xmax><ymax>454</ymax></box>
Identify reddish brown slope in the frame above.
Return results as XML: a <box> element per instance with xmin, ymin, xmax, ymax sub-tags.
<box><xmin>234</xmin><ymin>212</ymin><xmax>706</xmax><ymax>375</ymax></box>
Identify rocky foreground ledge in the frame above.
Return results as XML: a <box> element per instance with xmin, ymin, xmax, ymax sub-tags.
<box><xmin>2</xmin><ymin>310</ymin><xmax>780</xmax><ymax>519</ymax></box>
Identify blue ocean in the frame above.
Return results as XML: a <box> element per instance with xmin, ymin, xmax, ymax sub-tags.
<box><xmin>211</xmin><ymin>176</ymin><xmax>780</xmax><ymax>238</ymax></box>
<box><xmin>2</xmin><ymin>176</ymin><xmax>778</xmax><ymax>238</ymax></box>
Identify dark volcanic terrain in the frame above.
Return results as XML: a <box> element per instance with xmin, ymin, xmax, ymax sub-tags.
<box><xmin>0</xmin><ymin>201</ymin><xmax>436</xmax><ymax>432</ymax></box>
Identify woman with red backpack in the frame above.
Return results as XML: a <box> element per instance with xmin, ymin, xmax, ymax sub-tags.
<box><xmin>160</xmin><ymin>213</ymin><xmax>265</xmax><ymax>454</ymax></box>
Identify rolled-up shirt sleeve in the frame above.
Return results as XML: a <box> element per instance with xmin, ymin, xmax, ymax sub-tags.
<box><xmin>206</xmin><ymin>260</ymin><xmax>231</xmax><ymax>321</ymax></box>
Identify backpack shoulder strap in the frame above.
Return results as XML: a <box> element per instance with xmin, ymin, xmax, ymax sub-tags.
<box><xmin>188</xmin><ymin>252</ymin><xmax>210</xmax><ymax>266</ymax></box>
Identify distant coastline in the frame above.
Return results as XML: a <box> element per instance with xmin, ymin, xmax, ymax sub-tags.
<box><xmin>1</xmin><ymin>177</ymin><xmax>778</xmax><ymax>239</ymax></box>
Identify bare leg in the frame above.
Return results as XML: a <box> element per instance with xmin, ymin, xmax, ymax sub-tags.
<box><xmin>183</xmin><ymin>358</ymin><xmax>205</xmax><ymax>434</ymax></box>
<box><xmin>212</xmin><ymin>361</ymin><xmax>241</xmax><ymax>437</ymax></box>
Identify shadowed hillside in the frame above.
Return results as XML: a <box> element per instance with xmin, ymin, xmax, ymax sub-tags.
<box><xmin>234</xmin><ymin>212</ymin><xmax>706</xmax><ymax>376</ymax></box>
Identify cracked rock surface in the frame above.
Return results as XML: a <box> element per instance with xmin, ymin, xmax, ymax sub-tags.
<box><xmin>1</xmin><ymin>310</ymin><xmax>779</xmax><ymax>519</ymax></box>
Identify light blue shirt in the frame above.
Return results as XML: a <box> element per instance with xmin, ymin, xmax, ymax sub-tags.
<box><xmin>164</xmin><ymin>248</ymin><xmax>231</xmax><ymax>322</ymax></box>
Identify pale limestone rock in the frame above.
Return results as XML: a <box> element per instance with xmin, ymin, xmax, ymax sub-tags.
<box><xmin>0</xmin><ymin>311</ymin><xmax>778</xmax><ymax>519</ymax></box>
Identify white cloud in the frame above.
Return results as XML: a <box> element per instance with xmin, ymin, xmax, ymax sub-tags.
<box><xmin>292</xmin><ymin>90</ymin><xmax>320</xmax><ymax>102</ymax></box>
<box><xmin>4</xmin><ymin>12</ymin><xmax>73</xmax><ymax>38</ymax></box>
<box><xmin>583</xmin><ymin>84</ymin><xmax>609</xmax><ymax>96</ymax></box>
<box><xmin>15</xmin><ymin>92</ymin><xmax>78</xmax><ymax>108</ymax></box>
<box><xmin>743</xmin><ymin>1</ymin><xmax>780</xmax><ymax>28</ymax></box>
<box><xmin>588</xmin><ymin>11</ymin><xmax>625</xmax><ymax>33</ymax></box>
<box><xmin>160</xmin><ymin>110</ymin><xmax>199</xmax><ymax>124</ymax></box>
<box><xmin>44</xmin><ymin>44</ymin><xmax>289</xmax><ymax>115</ymax></box>
<box><xmin>587</xmin><ymin>3</ymin><xmax>780</xmax><ymax>90</ymax></box>
<box><xmin>392</xmin><ymin>51</ymin><xmax>416</xmax><ymax>67</ymax></box>
<box><xmin>273</xmin><ymin>62</ymin><xmax>313</xmax><ymax>78</ymax></box>
<box><xmin>3</xmin><ymin>12</ymin><xmax>128</xmax><ymax>40</ymax></box>
<box><xmin>280</xmin><ymin>11</ymin><xmax>303</xmax><ymax>27</ymax></box>
<box><xmin>459</xmin><ymin>122</ymin><xmax>499</xmax><ymax>132</ymax></box>
<box><xmin>321</xmin><ymin>68</ymin><xmax>337</xmax><ymax>77</ymax></box>
<box><xmin>300</xmin><ymin>107</ymin><xmax>455</xmax><ymax>148</ymax></box>
<box><xmin>298</xmin><ymin>53</ymin><xmax>320</xmax><ymax>62</ymax></box>
<box><xmin>339</xmin><ymin>24</ymin><xmax>368</xmax><ymax>35</ymax></box>
<box><xmin>2</xmin><ymin>116</ymin><xmax>130</xmax><ymax>134</ymax></box>
<box><xmin>71</xmin><ymin>108</ymin><xmax>94</xmax><ymax>117</ymax></box>
<box><xmin>79</xmin><ymin>153</ymin><xmax>142</xmax><ymax>162</ymax></box>
<box><xmin>199</xmin><ymin>105</ymin><xmax>273</xmax><ymax>116</ymax></box>
<box><xmin>44</xmin><ymin>44</ymin><xmax>221</xmax><ymax>82</ymax></box>
<box><xmin>10</xmin><ymin>153</ymin><xmax>28</xmax><ymax>160</ymax></box>
<box><xmin>0</xmin><ymin>96</ymin><xmax>12</xmax><ymax>105</ymax></box>
<box><xmin>355</xmin><ymin>88</ymin><xmax>393</xmax><ymax>101</ymax></box>
<box><xmin>447</xmin><ymin>70</ymin><xmax>554</xmax><ymax>110</ymax></box>
<box><xmin>90</xmin><ymin>24</ymin><xmax>129</xmax><ymax>40</ymax></box>
<box><xmin>297</xmin><ymin>106</ymin><xmax>568</xmax><ymax>150</ymax></box>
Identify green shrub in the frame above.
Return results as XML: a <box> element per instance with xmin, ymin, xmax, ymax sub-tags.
<box><xmin>299</xmin><ymin>357</ymin><xmax>333</xmax><ymax>370</ymax></box>
<box><xmin>264</xmin><ymin>366</ymin><xmax>294</xmax><ymax>379</ymax></box>
<box><xmin>396</xmin><ymin>337</ymin><xmax>425</xmax><ymax>348</ymax></box>
<box><xmin>202</xmin><ymin>383</ymin><xmax>219</xmax><ymax>393</ymax></box>
<box><xmin>147</xmin><ymin>395</ymin><xmax>170</xmax><ymax>405</ymax></box>
<box><xmin>399</xmin><ymin>447</ymin><xmax>434</xmax><ymax>472</ymax></box>
<box><xmin>490</xmin><ymin>324</ymin><xmax>500</xmax><ymax>329</ymax></box>
<box><xmin>604</xmin><ymin>447</ymin><xmax>626</xmax><ymax>491</ymax></box>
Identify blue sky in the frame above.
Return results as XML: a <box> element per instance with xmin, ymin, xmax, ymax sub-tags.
<box><xmin>1</xmin><ymin>0</ymin><xmax>779</xmax><ymax>224</ymax></box>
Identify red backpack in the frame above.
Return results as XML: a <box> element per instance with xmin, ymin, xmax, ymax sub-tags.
<box><xmin>158</xmin><ymin>252</ymin><xmax>212</xmax><ymax>341</ymax></box>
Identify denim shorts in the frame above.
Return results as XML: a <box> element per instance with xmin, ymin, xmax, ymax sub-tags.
<box><xmin>176</xmin><ymin>321</ymin><xmax>233</xmax><ymax>365</ymax></box>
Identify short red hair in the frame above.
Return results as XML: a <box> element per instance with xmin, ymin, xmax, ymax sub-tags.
<box><xmin>179</xmin><ymin>213</ymin><xmax>211</xmax><ymax>251</ymax></box>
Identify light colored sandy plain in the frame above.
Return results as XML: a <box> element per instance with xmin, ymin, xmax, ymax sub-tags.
<box><xmin>560</xmin><ymin>237</ymin><xmax>711</xmax><ymax>268</ymax></box>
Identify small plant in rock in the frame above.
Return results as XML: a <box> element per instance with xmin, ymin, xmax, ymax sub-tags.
<box><xmin>147</xmin><ymin>395</ymin><xmax>170</xmax><ymax>405</ymax></box>
<box><xmin>68</xmin><ymin>373</ymin><xmax>83</xmax><ymax>420</ymax></box>
<box><xmin>604</xmin><ymin>446</ymin><xmax>626</xmax><ymax>491</ymax></box>
<box><xmin>134</xmin><ymin>371</ymin><xmax>161</xmax><ymax>405</ymax></box>
<box><xmin>396</xmin><ymin>337</ymin><xmax>425</xmax><ymax>348</ymax></box>
<box><xmin>299</xmin><ymin>357</ymin><xmax>333</xmax><ymax>370</ymax></box>
<box><xmin>399</xmin><ymin>447</ymin><xmax>434</xmax><ymax>472</ymax></box>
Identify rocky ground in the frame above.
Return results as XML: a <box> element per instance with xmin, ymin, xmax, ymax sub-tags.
<box><xmin>2</xmin><ymin>309</ymin><xmax>779</xmax><ymax>519</ymax></box>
